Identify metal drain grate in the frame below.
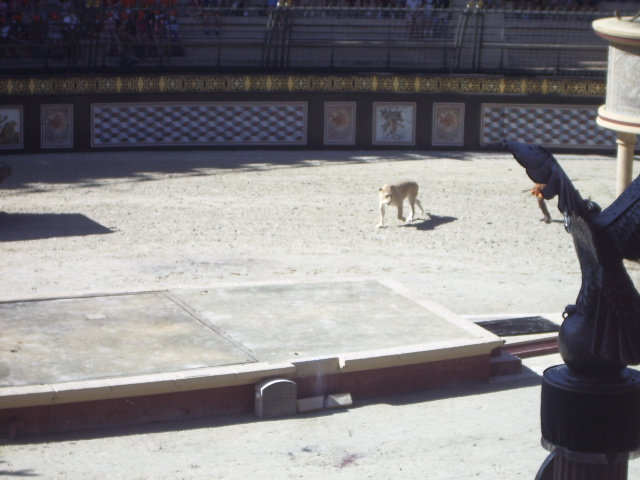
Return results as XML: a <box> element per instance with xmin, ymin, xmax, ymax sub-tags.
<box><xmin>475</xmin><ymin>316</ymin><xmax>560</xmax><ymax>337</ymax></box>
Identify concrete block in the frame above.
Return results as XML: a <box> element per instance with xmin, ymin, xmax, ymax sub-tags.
<box><xmin>489</xmin><ymin>350</ymin><xmax>522</xmax><ymax>377</ymax></box>
<box><xmin>255</xmin><ymin>379</ymin><xmax>297</xmax><ymax>419</ymax></box>
<box><xmin>325</xmin><ymin>393</ymin><xmax>352</xmax><ymax>409</ymax></box>
<box><xmin>297</xmin><ymin>396</ymin><xmax>325</xmax><ymax>413</ymax></box>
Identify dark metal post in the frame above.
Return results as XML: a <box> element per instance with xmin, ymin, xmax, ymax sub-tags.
<box><xmin>503</xmin><ymin>139</ymin><xmax>640</xmax><ymax>480</ymax></box>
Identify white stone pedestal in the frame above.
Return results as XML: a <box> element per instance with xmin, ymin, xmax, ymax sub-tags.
<box><xmin>593</xmin><ymin>16</ymin><xmax>640</xmax><ymax>194</ymax></box>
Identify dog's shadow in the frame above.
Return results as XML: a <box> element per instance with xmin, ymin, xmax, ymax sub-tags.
<box><xmin>400</xmin><ymin>214</ymin><xmax>458</xmax><ymax>231</ymax></box>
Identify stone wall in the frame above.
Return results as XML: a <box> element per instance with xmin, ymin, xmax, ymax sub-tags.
<box><xmin>0</xmin><ymin>73</ymin><xmax>616</xmax><ymax>153</ymax></box>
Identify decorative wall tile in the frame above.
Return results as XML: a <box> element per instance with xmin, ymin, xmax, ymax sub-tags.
<box><xmin>0</xmin><ymin>75</ymin><xmax>605</xmax><ymax>96</ymax></box>
<box><xmin>324</xmin><ymin>102</ymin><xmax>356</xmax><ymax>145</ymax></box>
<box><xmin>372</xmin><ymin>102</ymin><xmax>416</xmax><ymax>146</ymax></box>
<box><xmin>432</xmin><ymin>102</ymin><xmax>465</xmax><ymax>146</ymax></box>
<box><xmin>0</xmin><ymin>105</ymin><xmax>23</xmax><ymax>150</ymax></box>
<box><xmin>0</xmin><ymin>73</ymin><xmax>612</xmax><ymax>152</ymax></box>
<box><xmin>91</xmin><ymin>102</ymin><xmax>307</xmax><ymax>147</ymax></box>
<box><xmin>41</xmin><ymin>104</ymin><xmax>73</xmax><ymax>149</ymax></box>
<box><xmin>480</xmin><ymin>103</ymin><xmax>616</xmax><ymax>149</ymax></box>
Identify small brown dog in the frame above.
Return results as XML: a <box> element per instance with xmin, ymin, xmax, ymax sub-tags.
<box><xmin>530</xmin><ymin>183</ymin><xmax>552</xmax><ymax>223</ymax></box>
<box><xmin>378</xmin><ymin>181</ymin><xmax>424</xmax><ymax>227</ymax></box>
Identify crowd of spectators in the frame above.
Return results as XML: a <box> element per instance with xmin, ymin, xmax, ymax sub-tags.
<box><xmin>276</xmin><ymin>0</ymin><xmax>601</xmax><ymax>12</ymax></box>
<box><xmin>0</xmin><ymin>0</ymin><xmax>186</xmax><ymax>61</ymax></box>
<box><xmin>0</xmin><ymin>0</ymin><xmax>612</xmax><ymax>62</ymax></box>
<box><xmin>485</xmin><ymin>0</ymin><xmax>601</xmax><ymax>9</ymax></box>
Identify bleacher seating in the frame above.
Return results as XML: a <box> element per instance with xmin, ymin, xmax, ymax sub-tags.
<box><xmin>0</xmin><ymin>0</ymin><xmax>635</xmax><ymax>73</ymax></box>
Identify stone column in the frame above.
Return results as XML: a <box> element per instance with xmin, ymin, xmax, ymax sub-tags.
<box><xmin>616</xmin><ymin>131</ymin><xmax>637</xmax><ymax>195</ymax></box>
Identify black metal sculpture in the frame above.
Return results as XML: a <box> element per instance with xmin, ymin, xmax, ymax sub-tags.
<box><xmin>505</xmin><ymin>139</ymin><xmax>640</xmax><ymax>479</ymax></box>
<box><xmin>504</xmin><ymin>139</ymin><xmax>640</xmax><ymax>373</ymax></box>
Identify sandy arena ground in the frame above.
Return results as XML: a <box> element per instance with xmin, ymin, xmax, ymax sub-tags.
<box><xmin>2</xmin><ymin>148</ymin><xmax>640</xmax><ymax>479</ymax></box>
<box><xmin>0</xmin><ymin>148</ymin><xmax>632</xmax><ymax>315</ymax></box>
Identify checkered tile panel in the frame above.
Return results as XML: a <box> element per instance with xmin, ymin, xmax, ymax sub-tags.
<box><xmin>91</xmin><ymin>102</ymin><xmax>307</xmax><ymax>147</ymax></box>
<box><xmin>480</xmin><ymin>104</ymin><xmax>616</xmax><ymax>148</ymax></box>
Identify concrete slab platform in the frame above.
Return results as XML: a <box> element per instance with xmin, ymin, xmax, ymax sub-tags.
<box><xmin>0</xmin><ymin>292</ymin><xmax>255</xmax><ymax>387</ymax></box>
<box><xmin>0</xmin><ymin>278</ymin><xmax>503</xmax><ymax>435</ymax></box>
<box><xmin>171</xmin><ymin>278</ymin><xmax>487</xmax><ymax>363</ymax></box>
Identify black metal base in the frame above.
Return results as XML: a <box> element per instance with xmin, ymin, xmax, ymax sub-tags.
<box><xmin>536</xmin><ymin>449</ymin><xmax>630</xmax><ymax>480</ymax></box>
<box><xmin>541</xmin><ymin>365</ymin><xmax>640</xmax><ymax>456</ymax></box>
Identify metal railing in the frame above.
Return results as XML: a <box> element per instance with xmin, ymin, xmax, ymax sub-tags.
<box><xmin>0</xmin><ymin>5</ymin><xmax>631</xmax><ymax>76</ymax></box>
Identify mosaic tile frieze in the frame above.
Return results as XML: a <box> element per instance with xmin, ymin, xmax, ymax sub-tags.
<box><xmin>0</xmin><ymin>75</ymin><xmax>604</xmax><ymax>97</ymax></box>
<box><xmin>480</xmin><ymin>103</ymin><xmax>616</xmax><ymax>149</ymax></box>
<box><xmin>91</xmin><ymin>102</ymin><xmax>307</xmax><ymax>147</ymax></box>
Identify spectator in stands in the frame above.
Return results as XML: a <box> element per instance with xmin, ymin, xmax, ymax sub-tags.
<box><xmin>166</xmin><ymin>9</ymin><xmax>184</xmax><ymax>55</ymax></box>
<box><xmin>148</xmin><ymin>10</ymin><xmax>168</xmax><ymax>56</ymax></box>
<box><xmin>134</xmin><ymin>9</ymin><xmax>150</xmax><ymax>56</ymax></box>
<box><xmin>187</xmin><ymin>0</ymin><xmax>214</xmax><ymax>34</ymax></box>
<box><xmin>433</xmin><ymin>0</ymin><xmax>449</xmax><ymax>37</ymax></box>
<box><xmin>46</xmin><ymin>12</ymin><xmax>64</xmax><ymax>58</ymax></box>
<box><xmin>231</xmin><ymin>0</ymin><xmax>245</xmax><ymax>16</ymax></box>
<box><xmin>59</xmin><ymin>0</ymin><xmax>73</xmax><ymax>12</ymax></box>
<box><xmin>0</xmin><ymin>16</ymin><xmax>9</xmax><ymax>58</ymax></box>
<box><xmin>11</xmin><ymin>13</ymin><xmax>26</xmax><ymax>57</ymax></box>
<box><xmin>167</xmin><ymin>9</ymin><xmax>179</xmax><ymax>41</ymax></box>
<box><xmin>210</xmin><ymin>7</ymin><xmax>221</xmax><ymax>34</ymax></box>
<box><xmin>63</xmin><ymin>9</ymin><xmax>80</xmax><ymax>62</ymax></box>
<box><xmin>422</xmin><ymin>0</ymin><xmax>434</xmax><ymax>36</ymax></box>
<box><xmin>63</xmin><ymin>10</ymin><xmax>79</xmax><ymax>38</ymax></box>
<box><xmin>101</xmin><ymin>10</ymin><xmax>119</xmax><ymax>56</ymax></box>
<box><xmin>27</xmin><ymin>12</ymin><xmax>46</xmax><ymax>57</ymax></box>
<box><xmin>113</xmin><ymin>10</ymin><xmax>144</xmax><ymax>64</ymax></box>
<box><xmin>405</xmin><ymin>0</ymin><xmax>421</xmax><ymax>38</ymax></box>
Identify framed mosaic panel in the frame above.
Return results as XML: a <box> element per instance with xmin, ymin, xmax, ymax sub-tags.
<box><xmin>480</xmin><ymin>103</ymin><xmax>616</xmax><ymax>149</ymax></box>
<box><xmin>432</xmin><ymin>103</ymin><xmax>465</xmax><ymax>146</ymax></box>
<box><xmin>41</xmin><ymin>104</ymin><xmax>73</xmax><ymax>149</ymax></box>
<box><xmin>91</xmin><ymin>102</ymin><xmax>307</xmax><ymax>147</ymax></box>
<box><xmin>324</xmin><ymin>102</ymin><xmax>356</xmax><ymax>145</ymax></box>
<box><xmin>0</xmin><ymin>105</ymin><xmax>23</xmax><ymax>150</ymax></box>
<box><xmin>372</xmin><ymin>102</ymin><xmax>416</xmax><ymax>146</ymax></box>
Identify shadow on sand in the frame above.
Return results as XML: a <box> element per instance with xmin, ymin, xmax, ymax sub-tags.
<box><xmin>0</xmin><ymin>150</ymin><xmax>475</xmax><ymax>191</ymax></box>
<box><xmin>0</xmin><ymin>213</ymin><xmax>114</xmax><ymax>242</ymax></box>
<box><xmin>399</xmin><ymin>214</ymin><xmax>458</xmax><ymax>231</ymax></box>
